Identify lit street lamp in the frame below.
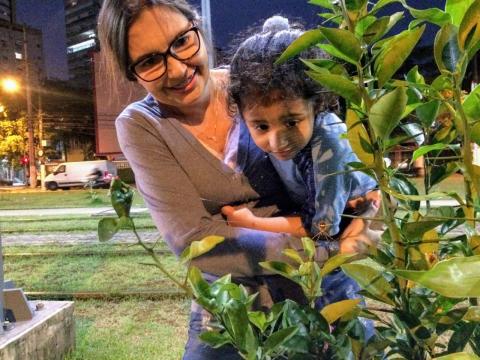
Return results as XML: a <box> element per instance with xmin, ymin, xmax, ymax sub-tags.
<box><xmin>0</xmin><ymin>28</ymin><xmax>38</xmax><ymax>188</ymax></box>
<box><xmin>1</xmin><ymin>78</ymin><xmax>19</xmax><ymax>93</ymax></box>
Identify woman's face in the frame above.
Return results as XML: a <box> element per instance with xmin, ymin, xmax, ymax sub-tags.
<box><xmin>128</xmin><ymin>6</ymin><xmax>210</xmax><ymax>108</ymax></box>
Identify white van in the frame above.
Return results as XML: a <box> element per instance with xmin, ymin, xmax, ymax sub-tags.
<box><xmin>44</xmin><ymin>160</ymin><xmax>117</xmax><ymax>190</ymax></box>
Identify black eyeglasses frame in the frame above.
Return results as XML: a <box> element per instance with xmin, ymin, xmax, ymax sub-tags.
<box><xmin>128</xmin><ymin>26</ymin><xmax>201</xmax><ymax>82</ymax></box>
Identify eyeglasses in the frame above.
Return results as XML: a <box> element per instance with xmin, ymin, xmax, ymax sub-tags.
<box><xmin>129</xmin><ymin>26</ymin><xmax>201</xmax><ymax>82</ymax></box>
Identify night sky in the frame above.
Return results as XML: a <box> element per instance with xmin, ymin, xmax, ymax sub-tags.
<box><xmin>15</xmin><ymin>0</ymin><xmax>68</xmax><ymax>80</ymax></box>
<box><xmin>14</xmin><ymin>0</ymin><xmax>445</xmax><ymax>81</ymax></box>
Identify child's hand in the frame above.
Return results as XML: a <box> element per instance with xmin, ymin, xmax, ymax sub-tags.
<box><xmin>339</xmin><ymin>200</ymin><xmax>382</xmax><ymax>254</ymax></box>
<box><xmin>221</xmin><ymin>205</ymin><xmax>256</xmax><ymax>228</ymax></box>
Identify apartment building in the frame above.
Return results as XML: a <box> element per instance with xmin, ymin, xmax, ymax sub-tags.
<box><xmin>0</xmin><ymin>20</ymin><xmax>44</xmax><ymax>85</ymax></box>
<box><xmin>64</xmin><ymin>0</ymin><xmax>102</xmax><ymax>89</ymax></box>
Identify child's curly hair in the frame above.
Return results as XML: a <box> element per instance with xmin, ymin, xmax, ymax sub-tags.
<box><xmin>229</xmin><ymin>16</ymin><xmax>338</xmax><ymax>115</ymax></box>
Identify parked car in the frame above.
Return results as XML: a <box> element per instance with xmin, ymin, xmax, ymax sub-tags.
<box><xmin>44</xmin><ymin>160</ymin><xmax>117</xmax><ymax>190</ymax></box>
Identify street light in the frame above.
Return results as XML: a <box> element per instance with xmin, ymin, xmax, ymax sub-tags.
<box><xmin>0</xmin><ymin>74</ymin><xmax>36</xmax><ymax>188</ymax></box>
<box><xmin>1</xmin><ymin>78</ymin><xmax>20</xmax><ymax>93</ymax></box>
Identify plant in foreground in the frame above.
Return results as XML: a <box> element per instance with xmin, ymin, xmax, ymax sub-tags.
<box><xmin>99</xmin><ymin>178</ymin><xmax>373</xmax><ymax>359</ymax></box>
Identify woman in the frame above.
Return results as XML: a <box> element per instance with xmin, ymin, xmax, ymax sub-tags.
<box><xmin>98</xmin><ymin>2</ymin><xmax>377</xmax><ymax>358</ymax></box>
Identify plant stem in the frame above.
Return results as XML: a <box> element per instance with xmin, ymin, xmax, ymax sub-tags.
<box><xmin>130</xmin><ymin>219</ymin><xmax>191</xmax><ymax>295</ymax></box>
<box><xmin>453</xmin><ymin>82</ymin><xmax>479</xmax><ymax>232</ymax></box>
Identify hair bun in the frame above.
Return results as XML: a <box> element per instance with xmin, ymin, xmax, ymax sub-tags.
<box><xmin>262</xmin><ymin>16</ymin><xmax>290</xmax><ymax>33</ymax></box>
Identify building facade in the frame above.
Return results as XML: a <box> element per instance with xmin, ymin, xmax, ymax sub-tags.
<box><xmin>0</xmin><ymin>20</ymin><xmax>44</xmax><ymax>86</ymax></box>
<box><xmin>0</xmin><ymin>0</ymin><xmax>14</xmax><ymax>23</ymax></box>
<box><xmin>64</xmin><ymin>0</ymin><xmax>102</xmax><ymax>89</ymax></box>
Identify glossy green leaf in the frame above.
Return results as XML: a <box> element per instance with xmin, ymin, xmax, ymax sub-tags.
<box><xmin>317</xmin><ymin>12</ymin><xmax>343</xmax><ymax>25</ymax></box>
<box><xmin>406</xmin><ymin>65</ymin><xmax>426</xmax><ymax>85</ymax></box>
<box><xmin>346</xmin><ymin>110</ymin><xmax>375</xmax><ymax>166</ymax></box>
<box><xmin>180</xmin><ymin>235</ymin><xmax>225</xmax><ymax>263</ymax></box>
<box><xmin>435</xmin><ymin>353</ymin><xmax>480</xmax><ymax>360</ymax></box>
<box><xmin>321</xmin><ymin>253</ymin><xmax>358</xmax><ymax>276</ymax></box>
<box><xmin>446</xmin><ymin>0</ymin><xmax>475</xmax><ymax>26</ymax></box>
<box><xmin>187</xmin><ymin>266</ymin><xmax>211</xmax><ymax>299</ymax></box>
<box><xmin>383</xmin><ymin>187</ymin><xmax>457</xmax><ymax>202</ymax></box>
<box><xmin>198</xmin><ymin>331</ymin><xmax>231</xmax><ymax>348</ymax></box>
<box><xmin>306</xmin><ymin>69</ymin><xmax>362</xmax><ymax>105</ymax></box>
<box><xmin>416</xmin><ymin>100</ymin><xmax>441</xmax><ymax>127</ymax></box>
<box><xmin>364</xmin><ymin>12</ymin><xmax>403</xmax><ymax>44</ymax></box>
<box><xmin>430</xmin><ymin>162</ymin><xmax>460</xmax><ymax>187</ymax></box>
<box><xmin>342</xmin><ymin>262</ymin><xmax>395</xmax><ymax>306</ymax></box>
<box><xmin>406</xmin><ymin>6</ymin><xmax>452</xmax><ymax>27</ymax></box>
<box><xmin>435</xmin><ymin>23</ymin><xmax>463</xmax><ymax>72</ymax></box>
<box><xmin>248</xmin><ymin>311</ymin><xmax>267</xmax><ymax>332</ymax></box>
<box><xmin>276</xmin><ymin>29</ymin><xmax>324</xmax><ymax>65</ymax></box>
<box><xmin>302</xmin><ymin>237</ymin><xmax>316</xmax><ymax>260</ymax></box>
<box><xmin>308</xmin><ymin>0</ymin><xmax>334</xmax><ymax>10</ymax></box>
<box><xmin>389</xmin><ymin>174</ymin><xmax>420</xmax><ymax>211</ymax></box>
<box><xmin>345</xmin><ymin>0</ymin><xmax>367</xmax><ymax>11</ymax></box>
<box><xmin>317</xmin><ymin>43</ymin><xmax>358</xmax><ymax>65</ymax></box>
<box><xmin>393</xmin><ymin>256</ymin><xmax>480</xmax><ymax>298</ymax></box>
<box><xmin>264</xmin><ymin>327</ymin><xmax>298</xmax><ymax>354</ymax></box>
<box><xmin>282</xmin><ymin>248</ymin><xmax>304</xmax><ymax>264</ymax></box>
<box><xmin>320</xmin><ymin>298</ymin><xmax>361</xmax><ymax>324</ymax></box>
<box><xmin>109</xmin><ymin>178</ymin><xmax>134</xmax><ymax>218</ymax></box>
<box><xmin>355</xmin><ymin>15</ymin><xmax>376</xmax><ymax>38</ymax></box>
<box><xmin>369</xmin><ymin>87</ymin><xmax>408</xmax><ymax>140</ymax></box>
<box><xmin>471</xmin><ymin>122</ymin><xmax>480</xmax><ymax>145</ymax></box>
<box><xmin>319</xmin><ymin>27</ymin><xmax>363</xmax><ymax>63</ymax></box>
<box><xmin>431</xmin><ymin>74</ymin><xmax>454</xmax><ymax>90</ymax></box>
<box><xmin>301</xmin><ymin>58</ymin><xmax>348</xmax><ymax>76</ymax></box>
<box><xmin>370</xmin><ymin>0</ymin><xmax>401</xmax><ymax>14</ymax></box>
<box><xmin>402</xmin><ymin>219</ymin><xmax>444</xmax><ymax>240</ymax></box>
<box><xmin>458</xmin><ymin>0</ymin><xmax>480</xmax><ymax>52</ymax></box>
<box><xmin>259</xmin><ymin>261</ymin><xmax>296</xmax><ymax>278</ymax></box>
<box><xmin>98</xmin><ymin>217</ymin><xmax>119</xmax><ymax>242</ymax></box>
<box><xmin>375</xmin><ymin>25</ymin><xmax>425</xmax><ymax>87</ymax></box>
<box><xmin>412</xmin><ymin>143</ymin><xmax>450</xmax><ymax>162</ymax></box>
<box><xmin>463</xmin><ymin>84</ymin><xmax>480</xmax><ymax>120</ymax></box>
<box><xmin>223</xmin><ymin>300</ymin><xmax>254</xmax><ymax>353</ymax></box>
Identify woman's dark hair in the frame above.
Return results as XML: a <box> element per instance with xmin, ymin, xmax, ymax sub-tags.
<box><xmin>98</xmin><ymin>0</ymin><xmax>201</xmax><ymax>81</ymax></box>
<box><xmin>229</xmin><ymin>16</ymin><xmax>337</xmax><ymax>115</ymax></box>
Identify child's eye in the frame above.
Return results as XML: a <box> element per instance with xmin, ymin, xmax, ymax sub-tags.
<box><xmin>285</xmin><ymin>120</ymin><xmax>299</xmax><ymax>128</ymax></box>
<box><xmin>254</xmin><ymin>124</ymin><xmax>269</xmax><ymax>131</ymax></box>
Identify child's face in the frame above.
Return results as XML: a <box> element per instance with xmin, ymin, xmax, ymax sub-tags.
<box><xmin>242</xmin><ymin>98</ymin><xmax>315</xmax><ymax>160</ymax></box>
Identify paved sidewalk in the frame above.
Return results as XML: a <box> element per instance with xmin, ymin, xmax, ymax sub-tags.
<box><xmin>0</xmin><ymin>207</ymin><xmax>149</xmax><ymax>217</ymax></box>
<box><xmin>2</xmin><ymin>229</ymin><xmax>160</xmax><ymax>246</ymax></box>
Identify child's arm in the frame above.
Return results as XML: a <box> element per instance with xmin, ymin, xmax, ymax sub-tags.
<box><xmin>340</xmin><ymin>190</ymin><xmax>382</xmax><ymax>254</ymax></box>
<box><xmin>221</xmin><ymin>205</ymin><xmax>308</xmax><ymax>238</ymax></box>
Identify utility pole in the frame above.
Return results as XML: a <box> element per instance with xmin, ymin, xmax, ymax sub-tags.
<box><xmin>201</xmin><ymin>0</ymin><xmax>212</xmax><ymax>65</ymax></box>
<box><xmin>23</xmin><ymin>25</ymin><xmax>36</xmax><ymax>188</ymax></box>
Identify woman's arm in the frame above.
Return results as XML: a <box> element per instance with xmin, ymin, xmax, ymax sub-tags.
<box><xmin>116</xmin><ymin>107</ymin><xmax>323</xmax><ymax>278</ymax></box>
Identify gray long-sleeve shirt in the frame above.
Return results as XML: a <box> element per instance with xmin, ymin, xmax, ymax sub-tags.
<box><xmin>116</xmin><ymin>95</ymin><xmax>318</xmax><ymax>278</ymax></box>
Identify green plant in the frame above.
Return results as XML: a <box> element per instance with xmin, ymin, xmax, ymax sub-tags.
<box><xmin>99</xmin><ymin>178</ymin><xmax>372</xmax><ymax>359</ymax></box>
<box><xmin>273</xmin><ymin>0</ymin><xmax>480</xmax><ymax>358</ymax></box>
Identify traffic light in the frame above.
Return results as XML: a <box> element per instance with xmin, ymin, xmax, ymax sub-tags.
<box><xmin>20</xmin><ymin>155</ymin><xmax>28</xmax><ymax>165</ymax></box>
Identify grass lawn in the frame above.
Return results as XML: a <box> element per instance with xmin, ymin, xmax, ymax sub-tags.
<box><xmin>0</xmin><ymin>188</ymin><xmax>146</xmax><ymax>210</ymax></box>
<box><xmin>0</xmin><ymin>214</ymin><xmax>156</xmax><ymax>233</ymax></box>
<box><xmin>4</xmin><ymin>243</ymin><xmax>190</xmax><ymax>359</ymax></box>
<box><xmin>66</xmin><ymin>298</ymin><xmax>189</xmax><ymax>360</ymax></box>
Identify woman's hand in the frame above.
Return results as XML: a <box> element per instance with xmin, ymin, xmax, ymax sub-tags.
<box><xmin>339</xmin><ymin>200</ymin><xmax>382</xmax><ymax>254</ymax></box>
<box><xmin>221</xmin><ymin>205</ymin><xmax>257</xmax><ymax>228</ymax></box>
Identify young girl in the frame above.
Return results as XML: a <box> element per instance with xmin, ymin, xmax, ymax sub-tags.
<box><xmin>223</xmin><ymin>16</ymin><xmax>380</xmax><ymax>256</ymax></box>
